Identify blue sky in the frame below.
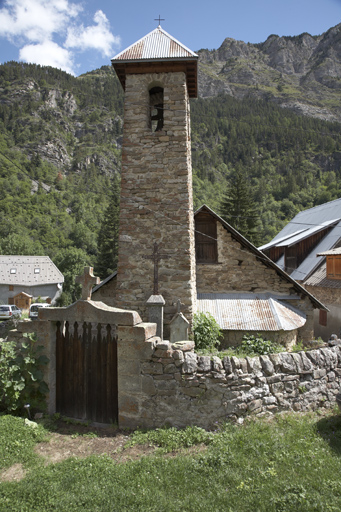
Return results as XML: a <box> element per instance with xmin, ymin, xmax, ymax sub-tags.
<box><xmin>0</xmin><ymin>0</ymin><xmax>341</xmax><ymax>76</ymax></box>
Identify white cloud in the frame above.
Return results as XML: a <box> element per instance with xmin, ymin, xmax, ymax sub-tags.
<box><xmin>0</xmin><ymin>0</ymin><xmax>81</xmax><ymax>43</ymax></box>
<box><xmin>0</xmin><ymin>0</ymin><xmax>120</xmax><ymax>74</ymax></box>
<box><xmin>65</xmin><ymin>10</ymin><xmax>121</xmax><ymax>57</ymax></box>
<box><xmin>19</xmin><ymin>40</ymin><xmax>75</xmax><ymax>75</ymax></box>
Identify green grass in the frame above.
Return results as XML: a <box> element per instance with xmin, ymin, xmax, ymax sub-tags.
<box><xmin>1</xmin><ymin>411</ymin><xmax>341</xmax><ymax>511</ymax></box>
<box><xmin>0</xmin><ymin>415</ymin><xmax>48</xmax><ymax>471</ymax></box>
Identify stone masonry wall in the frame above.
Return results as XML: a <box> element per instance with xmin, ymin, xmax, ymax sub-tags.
<box><xmin>92</xmin><ymin>276</ymin><xmax>117</xmax><ymax>306</ymax></box>
<box><xmin>305</xmin><ymin>284</ymin><xmax>341</xmax><ymax>341</ymax></box>
<box><xmin>196</xmin><ymin>223</ymin><xmax>315</xmax><ymax>341</ymax></box>
<box><xmin>305</xmin><ymin>285</ymin><xmax>341</xmax><ymax>306</ymax></box>
<box><xmin>9</xmin><ymin>316</ymin><xmax>341</xmax><ymax>430</ymax></box>
<box><xmin>115</xmin><ymin>71</ymin><xmax>196</xmax><ymax>335</ymax></box>
<box><xmin>124</xmin><ymin>338</ymin><xmax>341</xmax><ymax>430</ymax></box>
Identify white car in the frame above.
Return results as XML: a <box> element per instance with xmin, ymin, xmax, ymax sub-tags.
<box><xmin>0</xmin><ymin>305</ymin><xmax>22</xmax><ymax>320</ymax></box>
<box><xmin>29</xmin><ymin>303</ymin><xmax>50</xmax><ymax>320</ymax></box>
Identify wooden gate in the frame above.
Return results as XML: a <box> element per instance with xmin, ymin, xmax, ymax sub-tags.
<box><xmin>56</xmin><ymin>320</ymin><xmax>118</xmax><ymax>424</ymax></box>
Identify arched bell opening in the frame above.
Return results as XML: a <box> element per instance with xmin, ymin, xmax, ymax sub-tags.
<box><xmin>149</xmin><ymin>86</ymin><xmax>164</xmax><ymax>132</ymax></box>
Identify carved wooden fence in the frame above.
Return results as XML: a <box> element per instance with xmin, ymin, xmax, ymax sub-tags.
<box><xmin>56</xmin><ymin>320</ymin><xmax>118</xmax><ymax>424</ymax></box>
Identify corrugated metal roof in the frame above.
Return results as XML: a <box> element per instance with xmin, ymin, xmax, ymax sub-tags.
<box><xmin>112</xmin><ymin>26</ymin><xmax>198</xmax><ymax>62</ymax></box>
<box><xmin>197</xmin><ymin>293</ymin><xmax>306</xmax><ymax>331</ymax></box>
<box><xmin>0</xmin><ymin>256</ymin><xmax>64</xmax><ymax>286</ymax></box>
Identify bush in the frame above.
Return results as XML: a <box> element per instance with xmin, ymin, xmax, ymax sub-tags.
<box><xmin>237</xmin><ymin>333</ymin><xmax>282</xmax><ymax>356</ymax></box>
<box><xmin>0</xmin><ymin>334</ymin><xmax>49</xmax><ymax>414</ymax></box>
<box><xmin>192</xmin><ymin>312</ymin><xmax>223</xmax><ymax>351</ymax></box>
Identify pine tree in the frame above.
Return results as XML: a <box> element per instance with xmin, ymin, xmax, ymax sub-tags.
<box><xmin>220</xmin><ymin>166</ymin><xmax>262</xmax><ymax>246</ymax></box>
<box><xmin>96</xmin><ymin>174</ymin><xmax>120</xmax><ymax>279</ymax></box>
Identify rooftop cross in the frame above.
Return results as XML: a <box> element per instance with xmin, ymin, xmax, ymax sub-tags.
<box><xmin>143</xmin><ymin>242</ymin><xmax>170</xmax><ymax>295</ymax></box>
<box><xmin>154</xmin><ymin>15</ymin><xmax>165</xmax><ymax>27</ymax></box>
<box><xmin>75</xmin><ymin>267</ymin><xmax>100</xmax><ymax>300</ymax></box>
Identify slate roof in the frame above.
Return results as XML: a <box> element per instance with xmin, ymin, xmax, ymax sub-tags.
<box><xmin>197</xmin><ymin>293</ymin><xmax>306</xmax><ymax>331</ymax></box>
<box><xmin>0</xmin><ymin>256</ymin><xmax>64</xmax><ymax>286</ymax></box>
<box><xmin>258</xmin><ymin>198</ymin><xmax>341</xmax><ymax>281</ymax></box>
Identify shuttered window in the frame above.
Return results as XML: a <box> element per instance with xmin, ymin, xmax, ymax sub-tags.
<box><xmin>195</xmin><ymin>212</ymin><xmax>218</xmax><ymax>263</ymax></box>
<box><xmin>319</xmin><ymin>309</ymin><xmax>327</xmax><ymax>327</ymax></box>
<box><xmin>326</xmin><ymin>255</ymin><xmax>341</xmax><ymax>280</ymax></box>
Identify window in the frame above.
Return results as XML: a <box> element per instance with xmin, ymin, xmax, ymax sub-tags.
<box><xmin>9</xmin><ymin>285</ymin><xmax>14</xmax><ymax>291</ymax></box>
<box><xmin>10</xmin><ymin>268</ymin><xmax>16</xmax><ymax>274</ymax></box>
<box><xmin>149</xmin><ymin>86</ymin><xmax>164</xmax><ymax>132</ymax></box>
<box><xmin>326</xmin><ymin>255</ymin><xmax>341</xmax><ymax>280</ymax></box>
<box><xmin>195</xmin><ymin>212</ymin><xmax>218</xmax><ymax>263</ymax></box>
<box><xmin>319</xmin><ymin>309</ymin><xmax>327</xmax><ymax>327</ymax></box>
<box><xmin>34</xmin><ymin>268</ymin><xmax>40</xmax><ymax>274</ymax></box>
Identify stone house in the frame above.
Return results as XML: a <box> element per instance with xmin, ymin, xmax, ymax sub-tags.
<box><xmin>0</xmin><ymin>255</ymin><xmax>64</xmax><ymax>308</ymax></box>
<box><xmin>195</xmin><ymin>205</ymin><xmax>324</xmax><ymax>347</ymax></box>
<box><xmin>260</xmin><ymin>199</ymin><xmax>341</xmax><ymax>340</ymax></box>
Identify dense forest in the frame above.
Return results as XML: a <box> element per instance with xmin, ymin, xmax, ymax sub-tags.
<box><xmin>0</xmin><ymin>61</ymin><xmax>340</xmax><ymax>303</ymax></box>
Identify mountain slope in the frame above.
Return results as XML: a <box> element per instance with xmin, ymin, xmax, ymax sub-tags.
<box><xmin>198</xmin><ymin>23</ymin><xmax>341</xmax><ymax>123</ymax></box>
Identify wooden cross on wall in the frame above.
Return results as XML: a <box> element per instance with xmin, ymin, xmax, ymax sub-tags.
<box><xmin>143</xmin><ymin>242</ymin><xmax>170</xmax><ymax>295</ymax></box>
<box><xmin>75</xmin><ymin>267</ymin><xmax>100</xmax><ymax>300</ymax></box>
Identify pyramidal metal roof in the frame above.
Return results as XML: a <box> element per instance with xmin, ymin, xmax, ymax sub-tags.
<box><xmin>112</xmin><ymin>25</ymin><xmax>198</xmax><ymax>62</ymax></box>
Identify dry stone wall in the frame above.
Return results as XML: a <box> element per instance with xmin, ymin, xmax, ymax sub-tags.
<box><xmin>124</xmin><ymin>338</ymin><xmax>341</xmax><ymax>430</ymax></box>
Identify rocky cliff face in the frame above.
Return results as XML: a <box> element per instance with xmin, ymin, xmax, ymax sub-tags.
<box><xmin>198</xmin><ymin>24</ymin><xmax>341</xmax><ymax>123</ymax></box>
<box><xmin>0</xmin><ymin>65</ymin><xmax>123</xmax><ymax>174</ymax></box>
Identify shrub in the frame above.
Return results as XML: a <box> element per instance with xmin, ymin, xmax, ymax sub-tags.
<box><xmin>0</xmin><ymin>333</ymin><xmax>49</xmax><ymax>414</ymax></box>
<box><xmin>192</xmin><ymin>312</ymin><xmax>223</xmax><ymax>351</ymax></box>
<box><xmin>237</xmin><ymin>333</ymin><xmax>282</xmax><ymax>356</ymax></box>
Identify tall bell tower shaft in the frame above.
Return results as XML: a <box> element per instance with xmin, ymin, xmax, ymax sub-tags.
<box><xmin>112</xmin><ymin>26</ymin><xmax>198</xmax><ymax>329</ymax></box>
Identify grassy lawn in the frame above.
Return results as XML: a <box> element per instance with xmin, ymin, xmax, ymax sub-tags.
<box><xmin>1</xmin><ymin>410</ymin><xmax>341</xmax><ymax>511</ymax></box>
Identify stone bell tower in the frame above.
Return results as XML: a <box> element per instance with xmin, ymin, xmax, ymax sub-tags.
<box><xmin>111</xmin><ymin>24</ymin><xmax>198</xmax><ymax>330</ymax></box>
